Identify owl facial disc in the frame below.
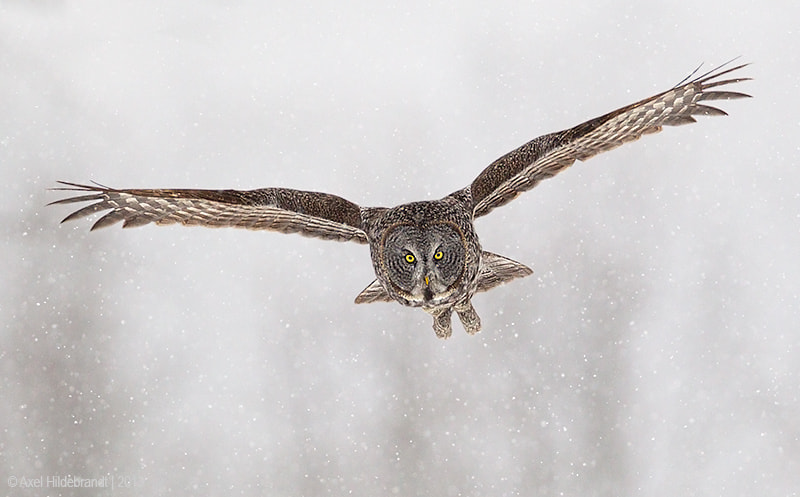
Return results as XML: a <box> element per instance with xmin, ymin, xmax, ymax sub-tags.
<box><xmin>380</xmin><ymin>222</ymin><xmax>466</xmax><ymax>307</ymax></box>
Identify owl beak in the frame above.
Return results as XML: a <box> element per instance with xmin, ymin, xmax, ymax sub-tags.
<box><xmin>424</xmin><ymin>276</ymin><xmax>430</xmax><ymax>286</ymax></box>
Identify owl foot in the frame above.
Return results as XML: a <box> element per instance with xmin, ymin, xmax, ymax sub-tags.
<box><xmin>455</xmin><ymin>300</ymin><xmax>482</xmax><ymax>335</ymax></box>
<box><xmin>430</xmin><ymin>308</ymin><xmax>453</xmax><ymax>339</ymax></box>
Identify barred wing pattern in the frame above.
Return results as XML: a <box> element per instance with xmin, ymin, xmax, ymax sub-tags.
<box><xmin>470</xmin><ymin>62</ymin><xmax>751</xmax><ymax>218</ymax></box>
<box><xmin>50</xmin><ymin>182</ymin><xmax>368</xmax><ymax>243</ymax></box>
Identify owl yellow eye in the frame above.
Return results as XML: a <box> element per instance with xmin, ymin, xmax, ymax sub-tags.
<box><xmin>405</xmin><ymin>253</ymin><xmax>416</xmax><ymax>263</ymax></box>
<box><xmin>434</xmin><ymin>250</ymin><xmax>443</xmax><ymax>260</ymax></box>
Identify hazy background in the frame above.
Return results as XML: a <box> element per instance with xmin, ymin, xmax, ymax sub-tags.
<box><xmin>2</xmin><ymin>1</ymin><xmax>798</xmax><ymax>495</ymax></box>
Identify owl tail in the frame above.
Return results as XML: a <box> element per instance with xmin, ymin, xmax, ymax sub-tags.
<box><xmin>475</xmin><ymin>251</ymin><xmax>533</xmax><ymax>293</ymax></box>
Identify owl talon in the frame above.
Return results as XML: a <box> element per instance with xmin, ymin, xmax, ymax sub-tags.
<box><xmin>455</xmin><ymin>301</ymin><xmax>482</xmax><ymax>335</ymax></box>
<box><xmin>431</xmin><ymin>308</ymin><xmax>453</xmax><ymax>339</ymax></box>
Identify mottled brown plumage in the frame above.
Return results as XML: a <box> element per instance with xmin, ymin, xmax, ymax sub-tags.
<box><xmin>51</xmin><ymin>61</ymin><xmax>750</xmax><ymax>338</ymax></box>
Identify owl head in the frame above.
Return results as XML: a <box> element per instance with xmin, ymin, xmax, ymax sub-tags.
<box><xmin>360</xmin><ymin>195</ymin><xmax>479</xmax><ymax>309</ymax></box>
<box><xmin>378</xmin><ymin>221</ymin><xmax>467</xmax><ymax>306</ymax></box>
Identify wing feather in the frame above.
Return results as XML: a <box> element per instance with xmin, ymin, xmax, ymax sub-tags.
<box><xmin>471</xmin><ymin>61</ymin><xmax>751</xmax><ymax>218</ymax></box>
<box><xmin>50</xmin><ymin>182</ymin><xmax>368</xmax><ymax>243</ymax></box>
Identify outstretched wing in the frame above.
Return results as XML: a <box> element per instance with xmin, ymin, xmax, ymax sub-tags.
<box><xmin>50</xmin><ymin>182</ymin><xmax>368</xmax><ymax>243</ymax></box>
<box><xmin>470</xmin><ymin>61</ymin><xmax>751</xmax><ymax>218</ymax></box>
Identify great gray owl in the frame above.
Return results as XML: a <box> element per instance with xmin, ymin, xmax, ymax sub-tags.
<box><xmin>51</xmin><ymin>62</ymin><xmax>750</xmax><ymax>338</ymax></box>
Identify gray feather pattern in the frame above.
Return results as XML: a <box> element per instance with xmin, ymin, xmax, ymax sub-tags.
<box><xmin>49</xmin><ymin>61</ymin><xmax>750</xmax><ymax>337</ymax></box>
<box><xmin>49</xmin><ymin>182</ymin><xmax>368</xmax><ymax>243</ymax></box>
<box><xmin>470</xmin><ymin>62</ymin><xmax>751</xmax><ymax>218</ymax></box>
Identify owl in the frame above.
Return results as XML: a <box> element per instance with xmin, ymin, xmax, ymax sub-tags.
<box><xmin>51</xmin><ymin>62</ymin><xmax>750</xmax><ymax>338</ymax></box>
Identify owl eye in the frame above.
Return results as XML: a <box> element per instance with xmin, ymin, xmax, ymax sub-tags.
<box><xmin>404</xmin><ymin>253</ymin><xmax>416</xmax><ymax>264</ymax></box>
<box><xmin>433</xmin><ymin>250</ymin><xmax>443</xmax><ymax>260</ymax></box>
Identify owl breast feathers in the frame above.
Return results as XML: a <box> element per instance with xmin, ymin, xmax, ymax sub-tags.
<box><xmin>51</xmin><ymin>61</ymin><xmax>750</xmax><ymax>338</ymax></box>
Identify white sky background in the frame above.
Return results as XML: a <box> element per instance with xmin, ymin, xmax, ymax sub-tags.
<box><xmin>2</xmin><ymin>1</ymin><xmax>798</xmax><ymax>495</ymax></box>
